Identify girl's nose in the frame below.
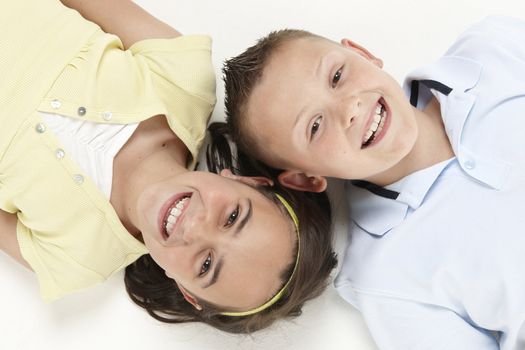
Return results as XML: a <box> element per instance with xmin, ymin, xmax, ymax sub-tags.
<box><xmin>164</xmin><ymin>208</ymin><xmax>209</xmax><ymax>247</ymax></box>
<box><xmin>180</xmin><ymin>208</ymin><xmax>213</xmax><ymax>245</ymax></box>
<box><xmin>176</xmin><ymin>189</ymin><xmax>229</xmax><ymax>246</ymax></box>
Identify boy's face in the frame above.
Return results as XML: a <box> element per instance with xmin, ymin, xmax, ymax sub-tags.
<box><xmin>245</xmin><ymin>36</ymin><xmax>418</xmax><ymax>190</ymax></box>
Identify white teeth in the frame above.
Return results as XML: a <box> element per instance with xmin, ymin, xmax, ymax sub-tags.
<box><xmin>164</xmin><ymin>197</ymin><xmax>189</xmax><ymax>235</ymax></box>
<box><xmin>362</xmin><ymin>102</ymin><xmax>386</xmax><ymax>146</ymax></box>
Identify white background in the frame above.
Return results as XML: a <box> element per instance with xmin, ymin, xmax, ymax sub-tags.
<box><xmin>1</xmin><ymin>1</ymin><xmax>524</xmax><ymax>349</ymax></box>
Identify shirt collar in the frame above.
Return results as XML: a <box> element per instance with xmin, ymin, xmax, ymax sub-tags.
<box><xmin>348</xmin><ymin>55</ymin><xmax>486</xmax><ymax>237</ymax></box>
<box><xmin>348</xmin><ymin>159</ymin><xmax>454</xmax><ymax>236</ymax></box>
<box><xmin>404</xmin><ymin>55</ymin><xmax>510</xmax><ymax>190</ymax></box>
<box><xmin>403</xmin><ymin>55</ymin><xmax>482</xmax><ymax>96</ymax></box>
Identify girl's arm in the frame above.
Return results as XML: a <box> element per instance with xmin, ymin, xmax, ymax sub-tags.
<box><xmin>0</xmin><ymin>210</ymin><xmax>31</xmax><ymax>270</ymax></box>
<box><xmin>59</xmin><ymin>0</ymin><xmax>181</xmax><ymax>49</ymax></box>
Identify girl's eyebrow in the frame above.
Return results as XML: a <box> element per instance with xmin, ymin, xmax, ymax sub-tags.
<box><xmin>235</xmin><ymin>199</ymin><xmax>252</xmax><ymax>235</ymax></box>
<box><xmin>203</xmin><ymin>257</ymin><xmax>223</xmax><ymax>289</ymax></box>
<box><xmin>203</xmin><ymin>200</ymin><xmax>252</xmax><ymax>289</ymax></box>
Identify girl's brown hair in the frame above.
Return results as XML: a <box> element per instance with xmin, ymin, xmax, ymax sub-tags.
<box><xmin>124</xmin><ymin>122</ymin><xmax>337</xmax><ymax>334</ymax></box>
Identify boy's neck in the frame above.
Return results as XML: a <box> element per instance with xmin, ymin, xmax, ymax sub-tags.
<box><xmin>368</xmin><ymin>97</ymin><xmax>454</xmax><ymax>187</ymax></box>
<box><xmin>408</xmin><ymin>96</ymin><xmax>454</xmax><ymax>169</ymax></box>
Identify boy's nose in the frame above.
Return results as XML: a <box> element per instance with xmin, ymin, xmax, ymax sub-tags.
<box><xmin>339</xmin><ymin>98</ymin><xmax>359</xmax><ymax>129</ymax></box>
<box><xmin>346</xmin><ymin>116</ymin><xmax>356</xmax><ymax>128</ymax></box>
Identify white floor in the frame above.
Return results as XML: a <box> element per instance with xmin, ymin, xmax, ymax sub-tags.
<box><xmin>0</xmin><ymin>180</ymin><xmax>378</xmax><ymax>350</ymax></box>
<box><xmin>2</xmin><ymin>0</ymin><xmax>524</xmax><ymax>349</ymax></box>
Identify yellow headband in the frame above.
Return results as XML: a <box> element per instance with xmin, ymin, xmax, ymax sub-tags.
<box><xmin>220</xmin><ymin>193</ymin><xmax>300</xmax><ymax>317</ymax></box>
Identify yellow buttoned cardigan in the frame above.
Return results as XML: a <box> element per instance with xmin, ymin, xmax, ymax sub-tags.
<box><xmin>0</xmin><ymin>0</ymin><xmax>216</xmax><ymax>301</ymax></box>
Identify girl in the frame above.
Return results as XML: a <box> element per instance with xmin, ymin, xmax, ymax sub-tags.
<box><xmin>0</xmin><ymin>0</ymin><xmax>337</xmax><ymax>334</ymax></box>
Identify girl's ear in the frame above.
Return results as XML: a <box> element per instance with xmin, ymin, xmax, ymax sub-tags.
<box><xmin>278</xmin><ymin>170</ymin><xmax>327</xmax><ymax>193</ymax></box>
<box><xmin>340</xmin><ymin>38</ymin><xmax>383</xmax><ymax>68</ymax></box>
<box><xmin>176</xmin><ymin>283</ymin><xmax>203</xmax><ymax>311</ymax></box>
<box><xmin>219</xmin><ymin>168</ymin><xmax>274</xmax><ymax>187</ymax></box>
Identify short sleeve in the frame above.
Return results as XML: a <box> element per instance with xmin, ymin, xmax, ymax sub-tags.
<box><xmin>16</xmin><ymin>220</ymin><xmax>105</xmax><ymax>301</ymax></box>
<box><xmin>129</xmin><ymin>36</ymin><xmax>217</xmax><ymax>166</ymax></box>
<box><xmin>356</xmin><ymin>294</ymin><xmax>499</xmax><ymax>350</ymax></box>
<box><xmin>42</xmin><ymin>33</ymin><xmax>216</xmax><ymax>169</ymax></box>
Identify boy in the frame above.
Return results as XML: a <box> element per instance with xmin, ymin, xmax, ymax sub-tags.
<box><xmin>222</xmin><ymin>16</ymin><xmax>525</xmax><ymax>349</ymax></box>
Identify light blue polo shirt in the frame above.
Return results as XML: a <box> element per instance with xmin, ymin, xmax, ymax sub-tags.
<box><xmin>335</xmin><ymin>16</ymin><xmax>525</xmax><ymax>350</ymax></box>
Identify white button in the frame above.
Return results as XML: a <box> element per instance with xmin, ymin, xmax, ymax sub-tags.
<box><xmin>50</xmin><ymin>99</ymin><xmax>61</xmax><ymax>109</ymax></box>
<box><xmin>101</xmin><ymin>111</ymin><xmax>112</xmax><ymax>121</ymax></box>
<box><xmin>55</xmin><ymin>149</ymin><xmax>65</xmax><ymax>159</ymax></box>
<box><xmin>464</xmin><ymin>160</ymin><xmax>475</xmax><ymax>170</ymax></box>
<box><xmin>35</xmin><ymin>123</ymin><xmax>46</xmax><ymax>133</ymax></box>
<box><xmin>73</xmin><ymin>174</ymin><xmax>84</xmax><ymax>184</ymax></box>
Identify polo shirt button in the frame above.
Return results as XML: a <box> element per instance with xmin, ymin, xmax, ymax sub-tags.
<box><xmin>77</xmin><ymin>106</ymin><xmax>87</xmax><ymax>116</ymax></box>
<box><xmin>464</xmin><ymin>160</ymin><xmax>475</xmax><ymax>170</ymax></box>
<box><xmin>55</xmin><ymin>148</ymin><xmax>65</xmax><ymax>159</ymax></box>
<box><xmin>101</xmin><ymin>111</ymin><xmax>112</xmax><ymax>121</ymax></box>
<box><xmin>50</xmin><ymin>99</ymin><xmax>61</xmax><ymax>109</ymax></box>
<box><xmin>35</xmin><ymin>123</ymin><xmax>46</xmax><ymax>133</ymax></box>
<box><xmin>73</xmin><ymin>174</ymin><xmax>84</xmax><ymax>184</ymax></box>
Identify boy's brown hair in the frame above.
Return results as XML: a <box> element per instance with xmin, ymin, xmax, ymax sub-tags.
<box><xmin>223</xmin><ymin>29</ymin><xmax>319</xmax><ymax>163</ymax></box>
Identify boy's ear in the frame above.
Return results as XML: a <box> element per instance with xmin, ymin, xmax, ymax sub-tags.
<box><xmin>278</xmin><ymin>170</ymin><xmax>327</xmax><ymax>193</ymax></box>
<box><xmin>219</xmin><ymin>168</ymin><xmax>274</xmax><ymax>187</ymax></box>
<box><xmin>340</xmin><ymin>38</ymin><xmax>383</xmax><ymax>68</ymax></box>
<box><xmin>176</xmin><ymin>283</ymin><xmax>203</xmax><ymax>311</ymax></box>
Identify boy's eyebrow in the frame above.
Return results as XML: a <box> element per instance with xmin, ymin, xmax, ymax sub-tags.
<box><xmin>316</xmin><ymin>54</ymin><xmax>327</xmax><ymax>79</ymax></box>
<box><xmin>293</xmin><ymin>55</ymin><xmax>327</xmax><ymax>129</ymax></box>
<box><xmin>203</xmin><ymin>200</ymin><xmax>252</xmax><ymax>289</ymax></box>
<box><xmin>293</xmin><ymin>106</ymin><xmax>308</xmax><ymax>129</ymax></box>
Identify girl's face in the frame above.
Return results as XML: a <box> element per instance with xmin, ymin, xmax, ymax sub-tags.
<box><xmin>132</xmin><ymin>170</ymin><xmax>296</xmax><ymax>313</ymax></box>
<box><xmin>245</xmin><ymin>36</ymin><xmax>418</xmax><ymax>186</ymax></box>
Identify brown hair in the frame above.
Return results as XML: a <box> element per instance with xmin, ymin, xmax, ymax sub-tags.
<box><xmin>125</xmin><ymin>123</ymin><xmax>337</xmax><ymax>334</ymax></box>
<box><xmin>223</xmin><ymin>29</ymin><xmax>319</xmax><ymax>164</ymax></box>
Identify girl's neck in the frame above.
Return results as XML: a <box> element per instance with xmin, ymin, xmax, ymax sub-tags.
<box><xmin>369</xmin><ymin>97</ymin><xmax>454</xmax><ymax>187</ymax></box>
<box><xmin>110</xmin><ymin>115</ymin><xmax>189</xmax><ymax>235</ymax></box>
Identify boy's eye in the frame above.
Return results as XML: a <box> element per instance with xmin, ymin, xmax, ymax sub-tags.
<box><xmin>332</xmin><ymin>68</ymin><xmax>342</xmax><ymax>88</ymax></box>
<box><xmin>310</xmin><ymin>116</ymin><xmax>322</xmax><ymax>138</ymax></box>
<box><xmin>226</xmin><ymin>206</ymin><xmax>240</xmax><ymax>227</ymax></box>
<box><xmin>200</xmin><ymin>254</ymin><xmax>212</xmax><ymax>276</ymax></box>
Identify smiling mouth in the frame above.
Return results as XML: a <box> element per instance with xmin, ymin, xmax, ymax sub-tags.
<box><xmin>162</xmin><ymin>194</ymin><xmax>191</xmax><ymax>240</ymax></box>
<box><xmin>361</xmin><ymin>98</ymin><xmax>387</xmax><ymax>148</ymax></box>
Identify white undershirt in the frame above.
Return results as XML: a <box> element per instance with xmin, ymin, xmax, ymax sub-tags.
<box><xmin>40</xmin><ymin>112</ymin><xmax>138</xmax><ymax>198</ymax></box>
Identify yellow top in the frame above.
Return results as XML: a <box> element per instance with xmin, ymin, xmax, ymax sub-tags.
<box><xmin>0</xmin><ymin>0</ymin><xmax>216</xmax><ymax>301</ymax></box>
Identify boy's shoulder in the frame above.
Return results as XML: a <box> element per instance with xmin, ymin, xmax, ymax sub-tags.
<box><xmin>445</xmin><ymin>16</ymin><xmax>525</xmax><ymax>65</ymax></box>
<box><xmin>446</xmin><ymin>16</ymin><xmax>525</xmax><ymax>60</ymax></box>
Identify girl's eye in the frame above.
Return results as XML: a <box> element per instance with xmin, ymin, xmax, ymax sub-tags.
<box><xmin>310</xmin><ymin>116</ymin><xmax>322</xmax><ymax>138</ymax></box>
<box><xmin>226</xmin><ymin>206</ymin><xmax>240</xmax><ymax>227</ymax></box>
<box><xmin>200</xmin><ymin>254</ymin><xmax>212</xmax><ymax>276</ymax></box>
<box><xmin>332</xmin><ymin>68</ymin><xmax>342</xmax><ymax>88</ymax></box>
